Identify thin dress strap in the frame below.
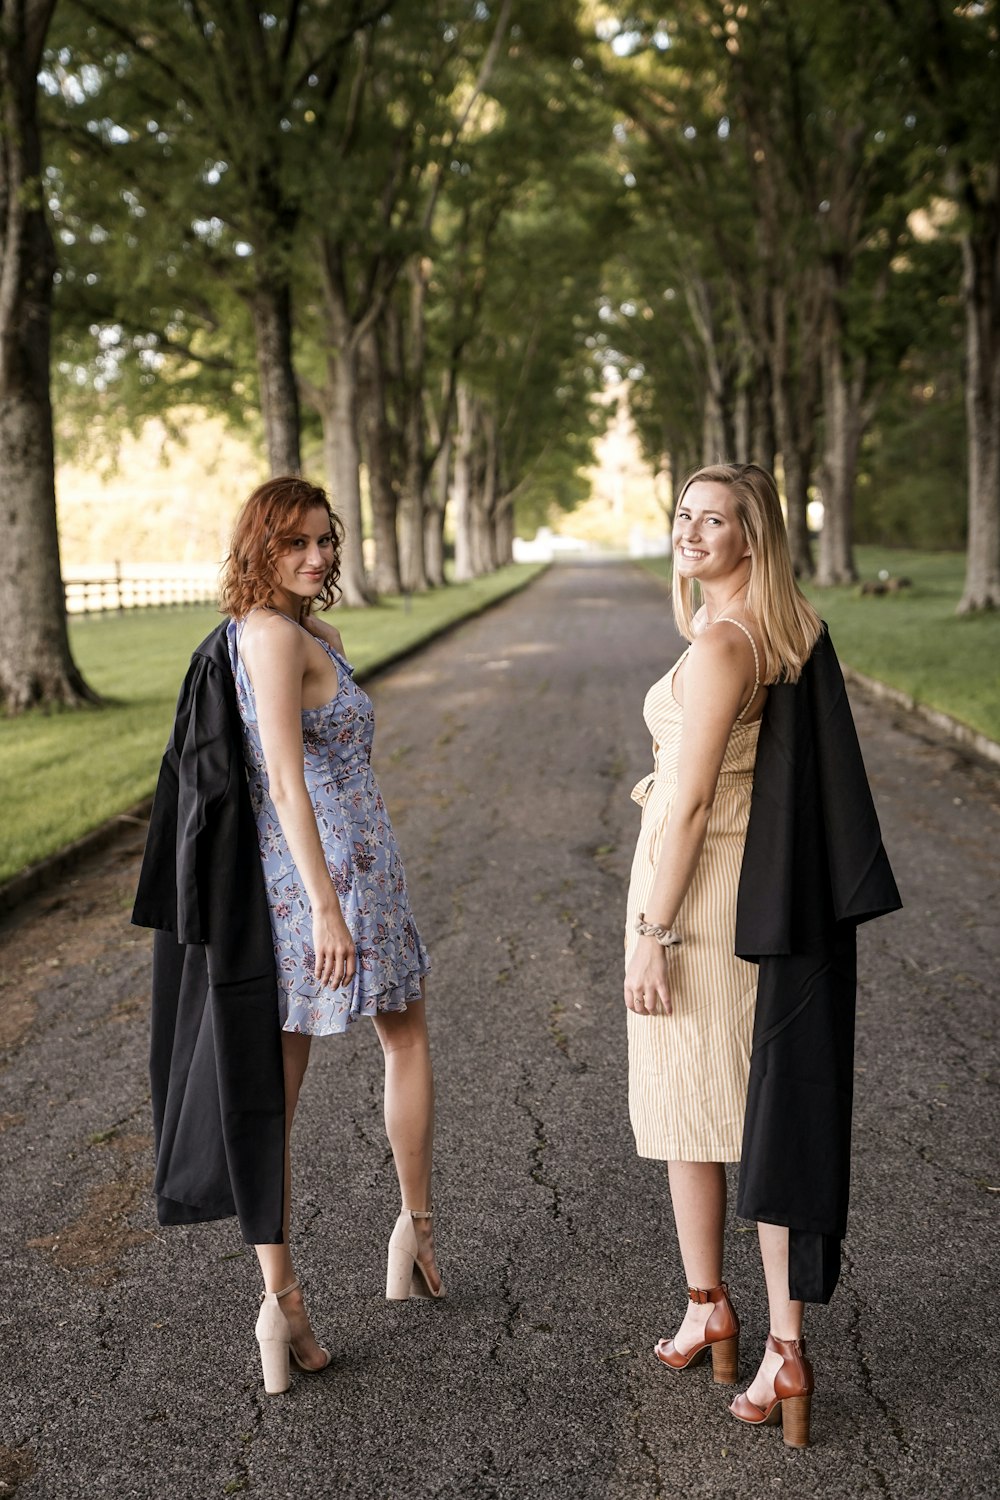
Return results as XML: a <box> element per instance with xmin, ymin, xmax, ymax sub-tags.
<box><xmin>714</xmin><ymin>616</ymin><xmax>760</xmax><ymax>722</ymax></box>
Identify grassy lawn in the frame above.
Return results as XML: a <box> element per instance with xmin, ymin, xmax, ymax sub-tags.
<box><xmin>639</xmin><ymin>547</ymin><xmax>1000</xmax><ymax>744</ymax></box>
<box><xmin>0</xmin><ymin>564</ymin><xmax>545</xmax><ymax>884</ymax></box>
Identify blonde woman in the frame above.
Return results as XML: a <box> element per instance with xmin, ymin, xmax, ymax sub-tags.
<box><xmin>624</xmin><ymin>463</ymin><xmax>898</xmax><ymax>1448</ymax></box>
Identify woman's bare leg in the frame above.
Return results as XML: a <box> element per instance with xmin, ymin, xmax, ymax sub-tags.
<box><xmin>254</xmin><ymin>1031</ymin><xmax>327</xmax><ymax>1369</ymax></box>
<box><xmin>743</xmin><ymin>1222</ymin><xmax>804</xmax><ymax>1404</ymax></box>
<box><xmin>665</xmin><ymin>1160</ymin><xmax>727</xmax><ymax>1353</ymax></box>
<box><xmin>373</xmin><ymin>991</ymin><xmax>440</xmax><ymax>1291</ymax></box>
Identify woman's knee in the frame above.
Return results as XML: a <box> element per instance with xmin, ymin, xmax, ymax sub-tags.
<box><xmin>281</xmin><ymin>1031</ymin><xmax>312</xmax><ymax>1106</ymax></box>
<box><xmin>374</xmin><ymin>1002</ymin><xmax>429</xmax><ymax>1055</ymax></box>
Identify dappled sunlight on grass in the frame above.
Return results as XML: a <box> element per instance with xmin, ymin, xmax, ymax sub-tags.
<box><xmin>638</xmin><ymin>547</ymin><xmax>999</xmax><ymax>743</ymax></box>
<box><xmin>1</xmin><ymin>565</ymin><xmax>545</xmax><ymax>883</ymax></box>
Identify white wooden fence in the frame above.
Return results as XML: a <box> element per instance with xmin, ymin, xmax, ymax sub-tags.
<box><xmin>64</xmin><ymin>563</ymin><xmax>220</xmax><ymax>615</ymax></box>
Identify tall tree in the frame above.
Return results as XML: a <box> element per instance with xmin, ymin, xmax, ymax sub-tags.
<box><xmin>56</xmin><ymin>0</ymin><xmax>394</xmax><ymax>475</ymax></box>
<box><xmin>0</xmin><ymin>0</ymin><xmax>97</xmax><ymax>711</ymax></box>
<box><xmin>884</xmin><ymin>0</ymin><xmax>1000</xmax><ymax>612</ymax></box>
<box><xmin>297</xmin><ymin>0</ymin><xmax>515</xmax><ymax>601</ymax></box>
<box><xmin>602</xmin><ymin>6</ymin><xmax>823</xmax><ymax>573</ymax></box>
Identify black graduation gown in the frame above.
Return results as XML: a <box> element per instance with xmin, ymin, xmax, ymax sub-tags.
<box><xmin>735</xmin><ymin>628</ymin><xmax>901</xmax><ymax>1303</ymax></box>
<box><xmin>132</xmin><ymin>622</ymin><xmax>285</xmax><ymax>1244</ymax></box>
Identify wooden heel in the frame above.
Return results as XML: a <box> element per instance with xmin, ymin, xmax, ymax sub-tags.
<box><xmin>711</xmin><ymin>1333</ymin><xmax>739</xmax><ymax>1385</ymax></box>
<box><xmin>780</xmin><ymin>1393</ymin><xmax>811</xmax><ymax>1448</ymax></box>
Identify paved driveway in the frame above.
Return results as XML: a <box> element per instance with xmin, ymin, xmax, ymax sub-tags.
<box><xmin>1</xmin><ymin>562</ymin><xmax>997</xmax><ymax>1498</ymax></box>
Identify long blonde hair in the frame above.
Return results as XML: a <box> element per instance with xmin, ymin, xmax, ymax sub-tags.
<box><xmin>671</xmin><ymin>462</ymin><xmax>821</xmax><ymax>683</ymax></box>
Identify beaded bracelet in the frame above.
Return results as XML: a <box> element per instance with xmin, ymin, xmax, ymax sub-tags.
<box><xmin>636</xmin><ymin>913</ymin><xmax>682</xmax><ymax>948</ymax></box>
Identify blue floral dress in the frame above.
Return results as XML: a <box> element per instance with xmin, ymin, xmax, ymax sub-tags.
<box><xmin>227</xmin><ymin>616</ymin><xmax>430</xmax><ymax>1036</ymax></box>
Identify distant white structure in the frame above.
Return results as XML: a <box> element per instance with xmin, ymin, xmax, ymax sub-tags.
<box><xmin>513</xmin><ymin>525</ymin><xmax>670</xmax><ymax>561</ymax></box>
<box><xmin>513</xmin><ymin>527</ymin><xmax>594</xmax><ymax>561</ymax></box>
<box><xmin>628</xmin><ymin>526</ymin><xmax>670</xmax><ymax>558</ymax></box>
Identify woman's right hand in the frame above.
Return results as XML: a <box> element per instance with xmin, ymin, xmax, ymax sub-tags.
<box><xmin>624</xmin><ymin>937</ymin><xmax>673</xmax><ymax>1016</ymax></box>
<box><xmin>311</xmin><ymin>902</ymin><xmax>356</xmax><ymax>991</ymax></box>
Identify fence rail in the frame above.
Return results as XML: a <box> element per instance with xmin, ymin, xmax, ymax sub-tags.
<box><xmin>64</xmin><ymin>565</ymin><xmax>219</xmax><ymax>615</ymax></box>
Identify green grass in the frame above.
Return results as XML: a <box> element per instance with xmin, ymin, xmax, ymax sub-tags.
<box><xmin>0</xmin><ymin>564</ymin><xmax>546</xmax><ymax>884</ymax></box>
<box><xmin>638</xmin><ymin>547</ymin><xmax>1000</xmax><ymax>744</ymax></box>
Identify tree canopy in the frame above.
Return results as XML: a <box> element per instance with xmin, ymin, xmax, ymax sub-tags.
<box><xmin>2</xmin><ymin>0</ymin><xmax>997</xmax><ymax>710</ymax></box>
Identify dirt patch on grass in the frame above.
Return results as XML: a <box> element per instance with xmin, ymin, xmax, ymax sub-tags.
<box><xmin>0</xmin><ymin>994</ymin><xmax>38</xmax><ymax>1054</ymax></box>
<box><xmin>0</xmin><ymin>829</ymin><xmax>150</xmax><ymax>1062</ymax></box>
<box><xmin>0</xmin><ymin>1446</ymin><xmax>35</xmax><ymax>1496</ymax></box>
<box><xmin>26</xmin><ymin>1129</ymin><xmax>154</xmax><ymax>1288</ymax></box>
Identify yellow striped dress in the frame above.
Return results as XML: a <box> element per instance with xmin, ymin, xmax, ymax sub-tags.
<box><xmin>625</xmin><ymin>622</ymin><xmax>761</xmax><ymax>1162</ymax></box>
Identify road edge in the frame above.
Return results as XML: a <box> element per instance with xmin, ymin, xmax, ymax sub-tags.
<box><xmin>0</xmin><ymin>564</ymin><xmax>549</xmax><ymax>919</ymax></box>
<box><xmin>633</xmin><ymin>559</ymin><xmax>1000</xmax><ymax>773</ymax></box>
<box><xmin>840</xmin><ymin>664</ymin><xmax>1000</xmax><ymax>770</ymax></box>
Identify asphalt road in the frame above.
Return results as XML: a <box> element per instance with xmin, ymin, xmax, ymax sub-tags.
<box><xmin>1</xmin><ymin>561</ymin><xmax>998</xmax><ymax>1500</ymax></box>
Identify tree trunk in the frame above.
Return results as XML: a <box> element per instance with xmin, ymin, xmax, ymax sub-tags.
<box><xmin>397</xmin><ymin>264</ymin><xmax>430</xmax><ymax>593</ymax></box>
<box><xmin>816</xmin><ymin>298</ymin><xmax>862</xmax><ymax>586</ymax></box>
<box><xmin>687</xmin><ymin>275</ymin><xmax>736</xmax><ymax>462</ymax></box>
<box><xmin>958</xmin><ymin>212</ymin><xmax>1000</xmax><ymax>612</ymax></box>
<box><xmin>750</xmin><ymin>357</ymin><xmax>777</xmax><ymax>473</ymax></box>
<box><xmin>358</xmin><ymin>328</ymin><xmax>400</xmax><ymax>596</ymax></box>
<box><xmin>472</xmin><ymin>411</ymin><xmax>499</xmax><ymax>574</ymax></box>
<box><xmin>323</xmin><ymin>349</ymin><xmax>371</xmax><ymax>608</ymax></box>
<box><xmin>452</xmin><ymin>384</ymin><xmax>476</xmax><ymax>582</ymax></box>
<box><xmin>768</xmin><ymin>283</ymin><xmax>817</xmax><ymax>579</ymax></box>
<box><xmin>398</xmin><ymin>443</ymin><xmax>428</xmax><ymax>592</ymax></box>
<box><xmin>781</xmin><ymin>443</ymin><xmax>814</xmax><ymax>580</ymax></box>
<box><xmin>469</xmin><ymin>493</ymin><xmax>494</xmax><ymax>575</ymax></box>
<box><xmin>250</xmin><ymin>279</ymin><xmax>301</xmax><ymax>475</ymax></box>
<box><xmin>0</xmin><ymin>0</ymin><xmax>98</xmax><ymax>713</ymax></box>
<box><xmin>733</xmin><ymin>380</ymin><xmax>750</xmax><ymax>465</ymax></box>
<box><xmin>424</xmin><ymin>430</ymin><xmax>451</xmax><ymax>588</ymax></box>
<box><xmin>494</xmin><ymin>501</ymin><xmax>514</xmax><ymax>565</ymax></box>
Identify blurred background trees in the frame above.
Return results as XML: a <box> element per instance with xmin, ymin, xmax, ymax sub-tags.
<box><xmin>2</xmin><ymin>0</ymin><xmax>997</xmax><ymax>710</ymax></box>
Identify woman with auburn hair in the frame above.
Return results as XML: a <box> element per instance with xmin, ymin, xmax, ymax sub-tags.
<box><xmin>135</xmin><ymin>476</ymin><xmax>440</xmax><ymax>1398</ymax></box>
<box><xmin>624</xmin><ymin>463</ymin><xmax>899</xmax><ymax>1447</ymax></box>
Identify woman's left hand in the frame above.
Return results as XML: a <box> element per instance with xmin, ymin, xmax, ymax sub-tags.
<box><xmin>624</xmin><ymin>937</ymin><xmax>673</xmax><ymax>1016</ymax></box>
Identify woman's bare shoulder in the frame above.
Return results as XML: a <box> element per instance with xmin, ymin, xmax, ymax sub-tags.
<box><xmin>688</xmin><ymin>621</ymin><xmax>750</xmax><ymax>672</ymax></box>
<box><xmin>239</xmin><ymin>609</ymin><xmax>306</xmax><ymax>666</ymax></box>
<box><xmin>305</xmin><ymin>614</ymin><xmax>345</xmax><ymax>653</ymax></box>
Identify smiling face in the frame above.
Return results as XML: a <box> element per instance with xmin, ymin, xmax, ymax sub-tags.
<box><xmin>672</xmin><ymin>480</ymin><xmax>750</xmax><ymax>588</ymax></box>
<box><xmin>271</xmin><ymin>505</ymin><xmax>337</xmax><ymax>614</ymax></box>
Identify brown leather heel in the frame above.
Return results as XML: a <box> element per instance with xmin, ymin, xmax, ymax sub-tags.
<box><xmin>654</xmin><ymin>1283</ymin><xmax>740</xmax><ymax>1385</ymax></box>
<box><xmin>780</xmin><ymin>1392</ymin><xmax>812</xmax><ymax>1449</ymax></box>
<box><xmin>729</xmin><ymin>1332</ymin><xmax>814</xmax><ymax>1449</ymax></box>
<box><xmin>710</xmin><ymin>1332</ymin><xmax>739</xmax><ymax>1385</ymax></box>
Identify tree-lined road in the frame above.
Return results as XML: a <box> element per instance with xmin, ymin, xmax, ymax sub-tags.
<box><xmin>1</xmin><ymin>563</ymin><xmax>998</xmax><ymax>1498</ymax></box>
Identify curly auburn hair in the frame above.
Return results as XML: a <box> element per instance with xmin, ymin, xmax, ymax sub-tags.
<box><xmin>219</xmin><ymin>476</ymin><xmax>345</xmax><ymax>619</ymax></box>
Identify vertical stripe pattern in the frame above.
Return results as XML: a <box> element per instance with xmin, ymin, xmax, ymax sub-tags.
<box><xmin>625</xmin><ymin>650</ymin><xmax>760</xmax><ymax>1162</ymax></box>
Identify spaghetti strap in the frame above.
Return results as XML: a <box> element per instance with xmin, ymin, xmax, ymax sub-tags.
<box><xmin>714</xmin><ymin>616</ymin><xmax>760</xmax><ymax>722</ymax></box>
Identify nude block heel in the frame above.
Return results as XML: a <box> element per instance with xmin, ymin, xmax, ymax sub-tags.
<box><xmin>710</xmin><ymin>1332</ymin><xmax>740</xmax><ymax>1386</ymax></box>
<box><xmin>255</xmin><ymin>1291</ymin><xmax>291</xmax><ymax>1396</ymax></box>
<box><xmin>386</xmin><ymin>1209</ymin><xmax>444</xmax><ymax>1300</ymax></box>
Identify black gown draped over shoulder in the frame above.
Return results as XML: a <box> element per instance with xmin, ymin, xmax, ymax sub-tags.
<box><xmin>133</xmin><ymin>623</ymin><xmax>285</xmax><ymax>1244</ymax></box>
<box><xmin>735</xmin><ymin>628</ymin><xmax>901</xmax><ymax>1303</ymax></box>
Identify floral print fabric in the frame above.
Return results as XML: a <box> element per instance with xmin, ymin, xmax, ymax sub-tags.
<box><xmin>227</xmin><ymin>617</ymin><xmax>430</xmax><ymax>1036</ymax></box>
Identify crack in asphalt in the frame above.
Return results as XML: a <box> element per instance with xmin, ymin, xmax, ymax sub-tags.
<box><xmin>487</xmin><ymin>1253</ymin><xmax>522</xmax><ymax>1370</ymax></box>
<box><xmin>514</xmin><ymin>1072</ymin><xmax>565</xmax><ymax>1226</ymax></box>
<box><xmin>628</xmin><ymin>1386</ymin><xmax>665</xmax><ymax>1499</ymax></box>
<box><xmin>95</xmin><ymin>1299</ymin><xmax>128</xmax><ymax>1389</ymax></box>
<box><xmin>842</xmin><ymin>1247</ymin><xmax>908</xmax><ymax>1491</ymax></box>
